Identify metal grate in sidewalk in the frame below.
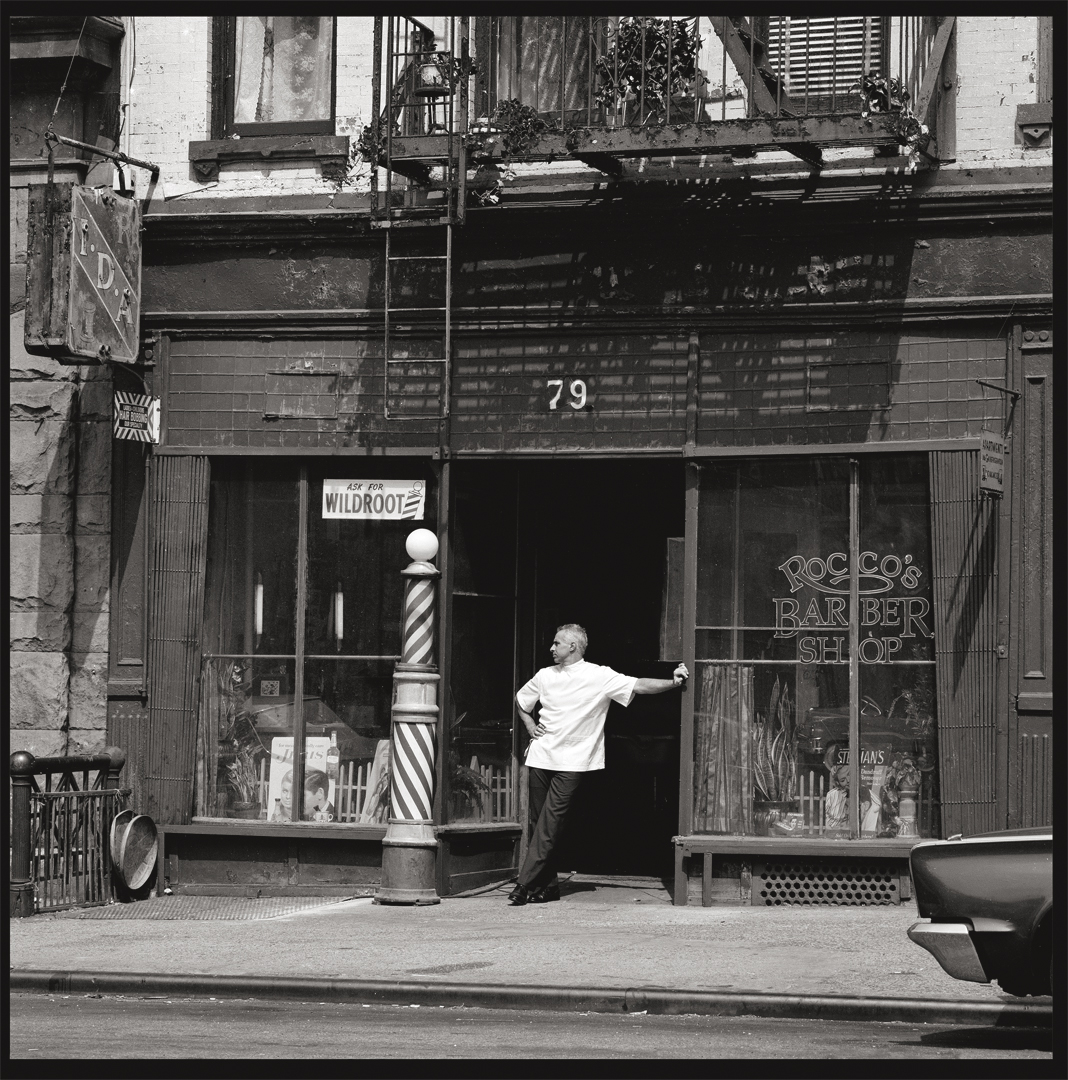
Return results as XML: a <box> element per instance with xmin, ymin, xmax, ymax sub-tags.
<box><xmin>54</xmin><ymin>895</ymin><xmax>357</xmax><ymax>920</ymax></box>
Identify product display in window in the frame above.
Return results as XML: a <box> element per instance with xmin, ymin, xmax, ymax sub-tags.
<box><xmin>195</xmin><ymin>462</ymin><xmax>432</xmax><ymax>825</ymax></box>
<box><xmin>694</xmin><ymin>455</ymin><xmax>940</xmax><ymax>840</ymax></box>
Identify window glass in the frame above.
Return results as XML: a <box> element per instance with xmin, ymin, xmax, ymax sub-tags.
<box><xmin>295</xmin><ymin>469</ymin><xmax>422</xmax><ymax>824</ymax></box>
<box><xmin>198</xmin><ymin>459</ymin><xmax>435</xmax><ymax>824</ymax></box>
<box><xmin>234</xmin><ymin>16</ymin><xmax>333</xmax><ymax>130</ymax></box>
<box><xmin>855</xmin><ymin>456</ymin><xmax>938</xmax><ymax>839</ymax></box>
<box><xmin>694</xmin><ymin>455</ymin><xmax>939</xmax><ymax>839</ymax></box>
<box><xmin>445</xmin><ymin>464</ymin><xmax>518</xmax><ymax>823</ymax></box>
<box><xmin>200</xmin><ymin>460</ymin><xmax>300</xmax><ymax>820</ymax></box>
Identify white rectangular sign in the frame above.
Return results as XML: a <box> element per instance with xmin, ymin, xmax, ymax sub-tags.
<box><xmin>322</xmin><ymin>479</ymin><xmax>425</xmax><ymax>520</ymax></box>
<box><xmin>979</xmin><ymin>429</ymin><xmax>1005</xmax><ymax>494</ymax></box>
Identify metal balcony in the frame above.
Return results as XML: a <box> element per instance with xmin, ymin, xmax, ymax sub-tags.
<box><xmin>372</xmin><ymin>15</ymin><xmax>955</xmax><ymax>184</ymax></box>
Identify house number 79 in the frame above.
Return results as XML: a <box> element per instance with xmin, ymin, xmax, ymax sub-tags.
<box><xmin>547</xmin><ymin>379</ymin><xmax>588</xmax><ymax>410</ymax></box>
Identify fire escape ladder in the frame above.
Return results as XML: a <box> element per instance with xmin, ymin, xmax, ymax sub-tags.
<box><xmin>371</xmin><ymin>17</ymin><xmax>470</xmax><ymax>423</ymax></box>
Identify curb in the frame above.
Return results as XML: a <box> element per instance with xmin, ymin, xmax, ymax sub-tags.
<box><xmin>10</xmin><ymin>970</ymin><xmax>1052</xmax><ymax>1027</ymax></box>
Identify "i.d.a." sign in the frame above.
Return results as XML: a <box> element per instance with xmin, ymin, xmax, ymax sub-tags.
<box><xmin>24</xmin><ymin>184</ymin><xmax>142</xmax><ymax>364</ymax></box>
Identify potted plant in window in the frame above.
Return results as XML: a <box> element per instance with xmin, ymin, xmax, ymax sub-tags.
<box><xmin>752</xmin><ymin>678</ymin><xmax>798</xmax><ymax>834</ymax></box>
<box><xmin>226</xmin><ymin>743</ymin><xmax>263</xmax><ymax>819</ymax></box>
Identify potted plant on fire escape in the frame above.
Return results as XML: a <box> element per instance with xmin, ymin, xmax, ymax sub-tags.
<box><xmin>595</xmin><ymin>16</ymin><xmax>703</xmax><ymax>128</ymax></box>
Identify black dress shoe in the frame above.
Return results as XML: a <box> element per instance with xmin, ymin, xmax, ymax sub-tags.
<box><xmin>508</xmin><ymin>883</ymin><xmax>530</xmax><ymax>905</ymax></box>
<box><xmin>529</xmin><ymin>882</ymin><xmax>561</xmax><ymax>903</ymax></box>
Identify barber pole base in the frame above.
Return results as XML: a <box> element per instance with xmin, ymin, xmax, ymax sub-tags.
<box><xmin>377</xmin><ymin>666</ymin><xmax>440</xmax><ymax>906</ymax></box>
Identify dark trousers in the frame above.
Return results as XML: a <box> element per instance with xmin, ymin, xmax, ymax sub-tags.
<box><xmin>517</xmin><ymin>767</ymin><xmax>585</xmax><ymax>889</ymax></box>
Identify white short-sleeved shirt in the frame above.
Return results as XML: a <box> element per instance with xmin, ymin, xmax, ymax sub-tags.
<box><xmin>516</xmin><ymin>660</ymin><xmax>637</xmax><ymax>772</ymax></box>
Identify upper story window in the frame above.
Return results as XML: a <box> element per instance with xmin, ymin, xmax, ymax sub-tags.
<box><xmin>216</xmin><ymin>16</ymin><xmax>335</xmax><ymax>137</ymax></box>
<box><xmin>764</xmin><ymin>16</ymin><xmax>885</xmax><ymax>108</ymax></box>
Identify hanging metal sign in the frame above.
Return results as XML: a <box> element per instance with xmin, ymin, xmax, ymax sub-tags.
<box><xmin>979</xmin><ymin>429</ymin><xmax>1005</xmax><ymax>495</ymax></box>
<box><xmin>24</xmin><ymin>184</ymin><xmax>142</xmax><ymax>364</ymax></box>
<box><xmin>113</xmin><ymin>392</ymin><xmax>159</xmax><ymax>443</ymax></box>
<box><xmin>322</xmin><ymin>479</ymin><xmax>425</xmax><ymax>520</ymax></box>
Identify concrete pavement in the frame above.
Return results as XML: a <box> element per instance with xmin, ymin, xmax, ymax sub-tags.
<box><xmin>8</xmin><ymin>876</ymin><xmax>1052</xmax><ymax>1026</ymax></box>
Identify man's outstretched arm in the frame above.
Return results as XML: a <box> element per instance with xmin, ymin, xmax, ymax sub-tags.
<box><xmin>633</xmin><ymin>664</ymin><xmax>689</xmax><ymax>695</ymax></box>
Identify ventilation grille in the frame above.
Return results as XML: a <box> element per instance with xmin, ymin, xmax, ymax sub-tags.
<box><xmin>752</xmin><ymin>859</ymin><xmax>904</xmax><ymax>906</ymax></box>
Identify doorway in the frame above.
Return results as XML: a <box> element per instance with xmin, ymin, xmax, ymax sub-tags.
<box><xmin>443</xmin><ymin>459</ymin><xmax>685</xmax><ymax>877</ymax></box>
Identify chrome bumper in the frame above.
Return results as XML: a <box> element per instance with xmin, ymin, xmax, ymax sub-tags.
<box><xmin>907</xmin><ymin>920</ymin><xmax>989</xmax><ymax>983</ymax></box>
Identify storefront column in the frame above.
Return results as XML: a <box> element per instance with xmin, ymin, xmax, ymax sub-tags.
<box><xmin>377</xmin><ymin>529</ymin><xmax>442</xmax><ymax>905</ymax></box>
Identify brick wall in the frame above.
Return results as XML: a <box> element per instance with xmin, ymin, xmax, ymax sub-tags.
<box><xmin>126</xmin><ymin>16</ymin><xmax>375</xmax><ymax>199</ymax></box>
<box><xmin>951</xmin><ymin>15</ymin><xmax>1051</xmax><ymax>168</ymax></box>
<box><xmin>120</xmin><ymin>15</ymin><xmax>1050</xmax><ymax>200</ymax></box>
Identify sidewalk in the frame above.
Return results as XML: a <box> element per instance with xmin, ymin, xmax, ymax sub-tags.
<box><xmin>8</xmin><ymin>877</ymin><xmax>1052</xmax><ymax>1026</ymax></box>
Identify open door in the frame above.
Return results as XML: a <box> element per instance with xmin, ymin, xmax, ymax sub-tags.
<box><xmin>522</xmin><ymin>460</ymin><xmax>685</xmax><ymax>879</ymax></box>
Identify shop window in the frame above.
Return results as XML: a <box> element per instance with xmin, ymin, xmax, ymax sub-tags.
<box><xmin>197</xmin><ymin>459</ymin><xmax>435</xmax><ymax>824</ymax></box>
<box><xmin>694</xmin><ymin>455</ymin><xmax>939</xmax><ymax>840</ymax></box>
<box><xmin>214</xmin><ymin>16</ymin><xmax>336</xmax><ymax>137</ymax></box>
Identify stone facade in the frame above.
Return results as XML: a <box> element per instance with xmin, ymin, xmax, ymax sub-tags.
<box><xmin>9</xmin><ymin>305</ymin><xmax>112</xmax><ymax>757</ymax></box>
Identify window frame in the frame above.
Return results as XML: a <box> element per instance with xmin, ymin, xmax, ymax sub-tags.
<box><xmin>212</xmin><ymin>15</ymin><xmax>337</xmax><ymax>139</ymax></box>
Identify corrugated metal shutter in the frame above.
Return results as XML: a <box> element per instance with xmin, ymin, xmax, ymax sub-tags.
<box><xmin>928</xmin><ymin>450</ymin><xmax>999</xmax><ymax>836</ymax></box>
<box><xmin>144</xmin><ymin>456</ymin><xmax>210</xmax><ymax>825</ymax></box>
<box><xmin>767</xmin><ymin>17</ymin><xmax>882</xmax><ymax>103</ymax></box>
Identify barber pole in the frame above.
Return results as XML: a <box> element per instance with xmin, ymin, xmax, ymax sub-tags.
<box><xmin>377</xmin><ymin>529</ymin><xmax>442</xmax><ymax>906</ymax></box>
<box><xmin>401</xmin><ymin>574</ymin><xmax>436</xmax><ymax>666</ymax></box>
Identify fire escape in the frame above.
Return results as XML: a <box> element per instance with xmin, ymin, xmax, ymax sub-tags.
<box><xmin>367</xmin><ymin>15</ymin><xmax>956</xmax><ymax>420</ymax></box>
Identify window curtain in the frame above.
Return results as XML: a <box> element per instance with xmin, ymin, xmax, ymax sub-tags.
<box><xmin>693</xmin><ymin>663</ymin><xmax>754</xmax><ymax>834</ymax></box>
<box><xmin>234</xmin><ymin>16</ymin><xmax>332</xmax><ymax>125</ymax></box>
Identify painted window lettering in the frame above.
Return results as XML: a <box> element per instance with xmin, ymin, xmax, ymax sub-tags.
<box><xmin>774</xmin><ymin>550</ymin><xmax>932</xmax><ymax>663</ymax></box>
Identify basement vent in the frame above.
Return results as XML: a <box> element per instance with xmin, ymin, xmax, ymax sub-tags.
<box><xmin>752</xmin><ymin>858</ymin><xmax>904</xmax><ymax>906</ymax></box>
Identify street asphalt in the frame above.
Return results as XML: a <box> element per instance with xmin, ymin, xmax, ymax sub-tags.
<box><xmin>8</xmin><ymin>876</ymin><xmax>1052</xmax><ymax>1027</ymax></box>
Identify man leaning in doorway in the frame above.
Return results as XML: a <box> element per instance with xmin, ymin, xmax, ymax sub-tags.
<box><xmin>508</xmin><ymin>623</ymin><xmax>688</xmax><ymax>906</ymax></box>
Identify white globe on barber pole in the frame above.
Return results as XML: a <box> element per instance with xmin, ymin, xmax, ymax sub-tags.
<box><xmin>405</xmin><ymin>528</ymin><xmax>439</xmax><ymax>563</ymax></box>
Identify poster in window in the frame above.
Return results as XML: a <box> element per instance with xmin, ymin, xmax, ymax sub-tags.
<box><xmin>267</xmin><ymin>737</ymin><xmax>335</xmax><ymax>821</ymax></box>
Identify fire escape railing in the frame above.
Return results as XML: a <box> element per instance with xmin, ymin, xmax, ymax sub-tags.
<box><xmin>476</xmin><ymin>15</ymin><xmax>950</xmax><ymax>128</ymax></box>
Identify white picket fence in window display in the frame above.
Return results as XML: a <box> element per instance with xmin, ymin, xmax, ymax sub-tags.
<box><xmin>252</xmin><ymin>751</ymin><xmax>514</xmax><ymax>822</ymax></box>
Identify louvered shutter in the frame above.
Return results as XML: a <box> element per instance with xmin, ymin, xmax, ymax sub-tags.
<box><xmin>767</xmin><ymin>17</ymin><xmax>883</xmax><ymax>108</ymax></box>
<box><xmin>144</xmin><ymin>455</ymin><xmax>211</xmax><ymax>824</ymax></box>
<box><xmin>928</xmin><ymin>450</ymin><xmax>1000</xmax><ymax>837</ymax></box>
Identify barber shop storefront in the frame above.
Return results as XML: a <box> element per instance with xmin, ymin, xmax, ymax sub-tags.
<box><xmin>112</xmin><ymin>191</ymin><xmax>1049</xmax><ymax>906</ymax></box>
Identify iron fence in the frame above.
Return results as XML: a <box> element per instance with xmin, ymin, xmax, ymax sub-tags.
<box><xmin>9</xmin><ymin>748</ymin><xmax>127</xmax><ymax>916</ymax></box>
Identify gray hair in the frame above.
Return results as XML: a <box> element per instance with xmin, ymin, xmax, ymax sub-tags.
<box><xmin>557</xmin><ymin>623</ymin><xmax>588</xmax><ymax>655</ymax></box>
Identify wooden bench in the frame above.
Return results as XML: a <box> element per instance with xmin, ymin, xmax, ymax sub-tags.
<box><xmin>673</xmin><ymin>834</ymin><xmax>920</xmax><ymax>907</ymax></box>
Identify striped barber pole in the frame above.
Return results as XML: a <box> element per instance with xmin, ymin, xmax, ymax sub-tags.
<box><xmin>401</xmin><ymin>576</ymin><xmax>436</xmax><ymax>666</ymax></box>
<box><xmin>389</xmin><ymin>719</ymin><xmax>435</xmax><ymax>821</ymax></box>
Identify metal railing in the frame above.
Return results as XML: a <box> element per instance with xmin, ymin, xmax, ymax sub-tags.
<box><xmin>470</xmin><ymin>15</ymin><xmax>944</xmax><ymax>129</ymax></box>
<box><xmin>9</xmin><ymin>748</ymin><xmax>127</xmax><ymax>916</ymax></box>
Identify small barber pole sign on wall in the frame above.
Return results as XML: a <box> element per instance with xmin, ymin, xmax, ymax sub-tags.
<box><xmin>113</xmin><ymin>391</ymin><xmax>160</xmax><ymax>443</ymax></box>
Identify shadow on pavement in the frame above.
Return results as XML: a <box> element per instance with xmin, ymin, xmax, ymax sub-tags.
<box><xmin>917</xmin><ymin>1026</ymin><xmax>1052</xmax><ymax>1053</ymax></box>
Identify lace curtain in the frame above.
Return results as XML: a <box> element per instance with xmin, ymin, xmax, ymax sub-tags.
<box><xmin>234</xmin><ymin>16</ymin><xmax>332</xmax><ymax>125</ymax></box>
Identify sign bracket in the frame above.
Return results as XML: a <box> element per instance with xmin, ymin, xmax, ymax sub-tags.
<box><xmin>45</xmin><ymin>126</ymin><xmax>160</xmax><ymax>182</ymax></box>
<box><xmin>975</xmin><ymin>378</ymin><xmax>1020</xmax><ymax>402</ymax></box>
